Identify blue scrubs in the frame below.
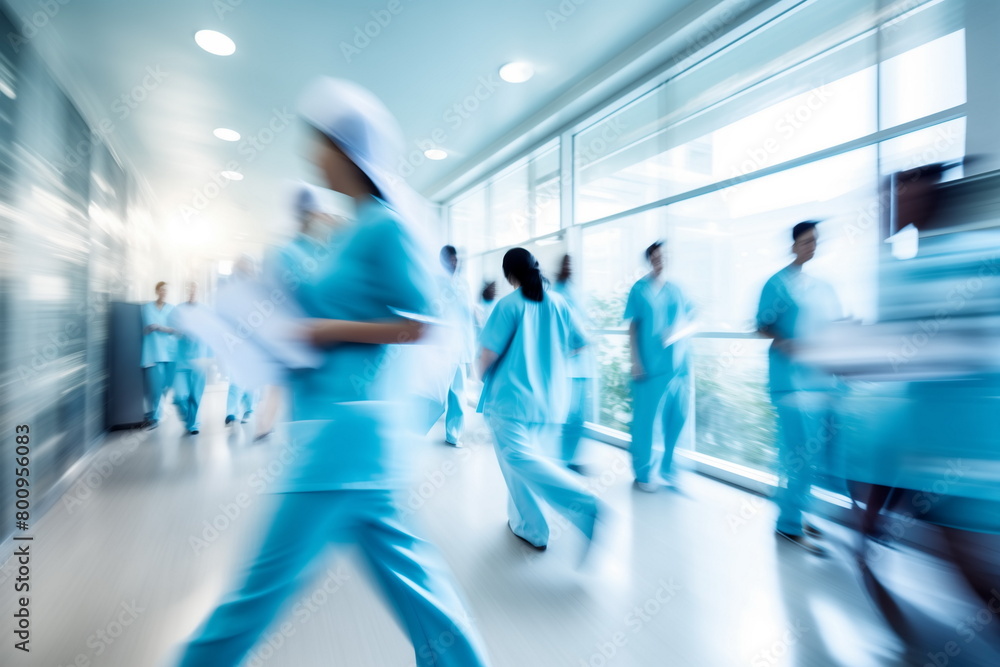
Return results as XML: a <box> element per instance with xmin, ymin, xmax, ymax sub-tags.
<box><xmin>479</xmin><ymin>289</ymin><xmax>598</xmax><ymax>548</ymax></box>
<box><xmin>225</xmin><ymin>384</ymin><xmax>255</xmax><ymax>421</ymax></box>
<box><xmin>141</xmin><ymin>301</ymin><xmax>177</xmax><ymax>422</ymax></box>
<box><xmin>757</xmin><ymin>266</ymin><xmax>840</xmax><ymax>536</ymax></box>
<box><xmin>551</xmin><ymin>280</ymin><xmax>597</xmax><ymax>467</ymax></box>
<box><xmin>623</xmin><ymin>276</ymin><xmax>694</xmax><ymax>486</ymax></box>
<box><xmin>171</xmin><ymin>303</ymin><xmax>210</xmax><ymax>432</ymax></box>
<box><xmin>431</xmin><ymin>273</ymin><xmax>475</xmax><ymax>444</ymax></box>
<box><xmin>178</xmin><ymin>197</ymin><xmax>491</xmax><ymax>667</ymax></box>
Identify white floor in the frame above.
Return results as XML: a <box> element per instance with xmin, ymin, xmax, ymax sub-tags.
<box><xmin>3</xmin><ymin>383</ymin><xmax>927</xmax><ymax>666</ymax></box>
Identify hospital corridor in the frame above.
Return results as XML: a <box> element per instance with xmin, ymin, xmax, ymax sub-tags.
<box><xmin>2</xmin><ymin>1</ymin><xmax>1000</xmax><ymax>666</ymax></box>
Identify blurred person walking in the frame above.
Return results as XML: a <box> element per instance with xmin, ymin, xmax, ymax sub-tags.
<box><xmin>175</xmin><ymin>77</ymin><xmax>492</xmax><ymax>667</ymax></box>
<box><xmin>141</xmin><ymin>281</ymin><xmax>178</xmax><ymax>430</ymax></box>
<box><xmin>479</xmin><ymin>247</ymin><xmax>600</xmax><ymax>554</ymax></box>
<box><xmin>170</xmin><ymin>282</ymin><xmax>211</xmax><ymax>435</ymax></box>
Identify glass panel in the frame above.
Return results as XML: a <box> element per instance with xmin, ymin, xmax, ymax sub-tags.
<box><xmin>580</xmin><ymin>210</ymin><xmax>664</xmax><ymax>329</ymax></box>
<box><xmin>667</xmin><ymin>147</ymin><xmax>881</xmax><ymax>334</ymax></box>
<box><xmin>879</xmin><ymin>0</ymin><xmax>965</xmax><ymax>129</ymax></box>
<box><xmin>692</xmin><ymin>337</ymin><xmax>776</xmax><ymax>472</ymax></box>
<box><xmin>489</xmin><ymin>162</ymin><xmax>530</xmax><ymax>247</ymax></box>
<box><xmin>593</xmin><ymin>333</ymin><xmax>632</xmax><ymax>432</ymax></box>
<box><xmin>532</xmin><ymin>144</ymin><xmax>560</xmax><ymax>237</ymax></box>
<box><xmin>449</xmin><ymin>187</ymin><xmax>487</xmax><ymax>255</ymax></box>
<box><xmin>574</xmin><ymin>0</ymin><xmax>881</xmax><ymax>224</ymax></box>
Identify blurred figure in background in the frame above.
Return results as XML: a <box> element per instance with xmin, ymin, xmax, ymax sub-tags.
<box><xmin>432</xmin><ymin>244</ymin><xmax>475</xmax><ymax>447</ymax></box>
<box><xmin>624</xmin><ymin>241</ymin><xmax>695</xmax><ymax>492</ymax></box>
<box><xmin>479</xmin><ymin>247</ymin><xmax>599</xmax><ymax>554</ymax></box>
<box><xmin>224</xmin><ymin>255</ymin><xmax>259</xmax><ymax>427</ymax></box>
<box><xmin>551</xmin><ymin>254</ymin><xmax>597</xmax><ymax>473</ymax></box>
<box><xmin>479</xmin><ymin>280</ymin><xmax>498</xmax><ymax>325</ymax></box>
<box><xmin>141</xmin><ymin>281</ymin><xmax>177</xmax><ymax>430</ymax></box>
<box><xmin>175</xmin><ymin>77</ymin><xmax>492</xmax><ymax>667</ymax></box>
<box><xmin>756</xmin><ymin>221</ymin><xmax>841</xmax><ymax>556</ymax></box>
<box><xmin>171</xmin><ymin>282</ymin><xmax>211</xmax><ymax>435</ymax></box>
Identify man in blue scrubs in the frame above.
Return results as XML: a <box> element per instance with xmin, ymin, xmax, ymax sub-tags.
<box><xmin>624</xmin><ymin>241</ymin><xmax>695</xmax><ymax>492</ymax></box>
<box><xmin>141</xmin><ymin>281</ymin><xmax>178</xmax><ymax>429</ymax></box>
<box><xmin>171</xmin><ymin>282</ymin><xmax>211</xmax><ymax>435</ymax></box>
<box><xmin>757</xmin><ymin>221</ymin><xmax>841</xmax><ymax>556</ymax></box>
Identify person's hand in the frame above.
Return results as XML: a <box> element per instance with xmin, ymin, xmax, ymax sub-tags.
<box><xmin>631</xmin><ymin>361</ymin><xmax>646</xmax><ymax>381</ymax></box>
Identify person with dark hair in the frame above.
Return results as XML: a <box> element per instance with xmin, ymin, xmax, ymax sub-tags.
<box><xmin>551</xmin><ymin>254</ymin><xmax>597</xmax><ymax>473</ymax></box>
<box><xmin>141</xmin><ymin>280</ymin><xmax>178</xmax><ymax>430</ymax></box>
<box><xmin>175</xmin><ymin>78</ymin><xmax>491</xmax><ymax>667</ymax></box>
<box><xmin>756</xmin><ymin>220</ymin><xmax>841</xmax><ymax>556</ymax></box>
<box><xmin>478</xmin><ymin>247</ymin><xmax>600</xmax><ymax>555</ymax></box>
<box><xmin>624</xmin><ymin>241</ymin><xmax>696</xmax><ymax>492</ymax></box>
<box><xmin>431</xmin><ymin>244</ymin><xmax>475</xmax><ymax>446</ymax></box>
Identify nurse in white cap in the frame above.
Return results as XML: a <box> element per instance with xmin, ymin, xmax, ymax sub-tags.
<box><xmin>176</xmin><ymin>79</ymin><xmax>492</xmax><ymax>667</ymax></box>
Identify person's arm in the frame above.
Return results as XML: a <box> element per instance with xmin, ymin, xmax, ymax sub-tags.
<box><xmin>307</xmin><ymin>318</ymin><xmax>427</xmax><ymax>346</ymax></box>
<box><xmin>479</xmin><ymin>348</ymin><xmax>499</xmax><ymax>379</ymax></box>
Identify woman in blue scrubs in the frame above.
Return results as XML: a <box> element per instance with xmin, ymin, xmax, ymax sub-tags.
<box><xmin>176</xmin><ymin>78</ymin><xmax>492</xmax><ymax>667</ymax></box>
<box><xmin>141</xmin><ymin>281</ymin><xmax>177</xmax><ymax>429</ymax></box>
<box><xmin>478</xmin><ymin>248</ymin><xmax>600</xmax><ymax>554</ymax></box>
<box><xmin>624</xmin><ymin>241</ymin><xmax>695</xmax><ymax>492</ymax></box>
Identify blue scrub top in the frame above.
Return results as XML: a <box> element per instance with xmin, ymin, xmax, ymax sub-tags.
<box><xmin>279</xmin><ymin>196</ymin><xmax>434</xmax><ymax>492</ymax></box>
<box><xmin>756</xmin><ymin>266</ymin><xmax>841</xmax><ymax>394</ymax></box>
<box><xmin>623</xmin><ymin>276</ymin><xmax>694</xmax><ymax>378</ymax></box>
<box><xmin>141</xmin><ymin>301</ymin><xmax>177</xmax><ymax>368</ymax></box>
<box><xmin>265</xmin><ymin>232</ymin><xmax>330</xmax><ymax>312</ymax></box>
<box><xmin>551</xmin><ymin>280</ymin><xmax>597</xmax><ymax>379</ymax></box>
<box><xmin>170</xmin><ymin>303</ymin><xmax>211</xmax><ymax>371</ymax></box>
<box><xmin>478</xmin><ymin>289</ymin><xmax>586</xmax><ymax>424</ymax></box>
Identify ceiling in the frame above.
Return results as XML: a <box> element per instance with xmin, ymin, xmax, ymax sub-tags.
<box><xmin>3</xmin><ymin>0</ymin><xmax>709</xmax><ymax>248</ymax></box>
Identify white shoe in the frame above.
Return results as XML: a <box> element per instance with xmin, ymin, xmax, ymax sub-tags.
<box><xmin>635</xmin><ymin>481</ymin><xmax>660</xmax><ymax>493</ymax></box>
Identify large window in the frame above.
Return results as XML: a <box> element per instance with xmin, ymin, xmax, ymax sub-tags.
<box><xmin>446</xmin><ymin>0</ymin><xmax>968</xmax><ymax>478</ymax></box>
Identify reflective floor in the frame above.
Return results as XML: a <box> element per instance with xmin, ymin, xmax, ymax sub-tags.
<box><xmin>4</xmin><ymin>383</ymin><xmax>992</xmax><ymax>666</ymax></box>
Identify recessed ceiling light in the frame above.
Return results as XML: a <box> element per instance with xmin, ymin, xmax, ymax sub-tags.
<box><xmin>424</xmin><ymin>149</ymin><xmax>448</xmax><ymax>161</ymax></box>
<box><xmin>214</xmin><ymin>128</ymin><xmax>241</xmax><ymax>142</ymax></box>
<box><xmin>221</xmin><ymin>170</ymin><xmax>243</xmax><ymax>181</ymax></box>
<box><xmin>195</xmin><ymin>30</ymin><xmax>236</xmax><ymax>56</ymax></box>
<box><xmin>499</xmin><ymin>62</ymin><xmax>534</xmax><ymax>83</ymax></box>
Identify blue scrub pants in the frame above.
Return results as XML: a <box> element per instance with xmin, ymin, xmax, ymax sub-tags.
<box><xmin>174</xmin><ymin>368</ymin><xmax>206</xmax><ymax>431</ymax></box>
<box><xmin>177</xmin><ymin>490</ymin><xmax>492</xmax><ymax>667</ymax></box>
<box><xmin>560</xmin><ymin>377</ymin><xmax>592</xmax><ymax>466</ymax></box>
<box><xmin>488</xmin><ymin>417</ymin><xmax>598</xmax><ymax>548</ymax></box>
<box><xmin>629</xmin><ymin>372</ymin><xmax>690</xmax><ymax>485</ymax></box>
<box><xmin>226</xmin><ymin>384</ymin><xmax>255</xmax><ymax>419</ymax></box>
<box><xmin>144</xmin><ymin>362</ymin><xmax>175</xmax><ymax>422</ymax></box>
<box><xmin>772</xmin><ymin>391</ymin><xmax>834</xmax><ymax>536</ymax></box>
<box><xmin>445</xmin><ymin>365</ymin><xmax>465</xmax><ymax>445</ymax></box>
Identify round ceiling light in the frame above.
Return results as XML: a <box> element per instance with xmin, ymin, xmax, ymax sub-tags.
<box><xmin>424</xmin><ymin>149</ymin><xmax>448</xmax><ymax>161</ymax></box>
<box><xmin>213</xmin><ymin>128</ymin><xmax>241</xmax><ymax>142</ymax></box>
<box><xmin>195</xmin><ymin>30</ymin><xmax>236</xmax><ymax>56</ymax></box>
<box><xmin>499</xmin><ymin>62</ymin><xmax>534</xmax><ymax>83</ymax></box>
<box><xmin>221</xmin><ymin>170</ymin><xmax>244</xmax><ymax>181</ymax></box>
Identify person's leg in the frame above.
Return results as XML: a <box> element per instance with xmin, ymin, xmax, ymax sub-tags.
<box><xmin>492</xmin><ymin>418</ymin><xmax>598</xmax><ymax>542</ymax></box>
<box><xmin>188</xmin><ymin>368</ymin><xmax>207</xmax><ymax>431</ymax></box>
<box><xmin>489</xmin><ymin>418</ymin><xmax>550</xmax><ymax>547</ymax></box>
<box><xmin>630</xmin><ymin>374</ymin><xmax>669</xmax><ymax>484</ymax></box>
<box><xmin>150</xmin><ymin>362</ymin><xmax>170</xmax><ymax>422</ymax></box>
<box><xmin>561</xmin><ymin>378</ymin><xmax>587</xmax><ymax>466</ymax></box>
<box><xmin>173</xmin><ymin>370</ymin><xmax>192</xmax><ymax>427</ymax></box>
<box><xmin>356</xmin><ymin>491</ymin><xmax>493</xmax><ymax>667</ymax></box>
<box><xmin>774</xmin><ymin>392</ymin><xmax>810</xmax><ymax>536</ymax></box>
<box><xmin>176</xmin><ymin>493</ymin><xmax>336</xmax><ymax>666</ymax></box>
<box><xmin>225</xmin><ymin>383</ymin><xmax>240</xmax><ymax>422</ymax></box>
<box><xmin>444</xmin><ymin>365</ymin><xmax>465</xmax><ymax>445</ymax></box>
<box><xmin>144</xmin><ymin>365</ymin><xmax>160</xmax><ymax>422</ymax></box>
<box><xmin>658</xmin><ymin>373</ymin><xmax>691</xmax><ymax>483</ymax></box>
